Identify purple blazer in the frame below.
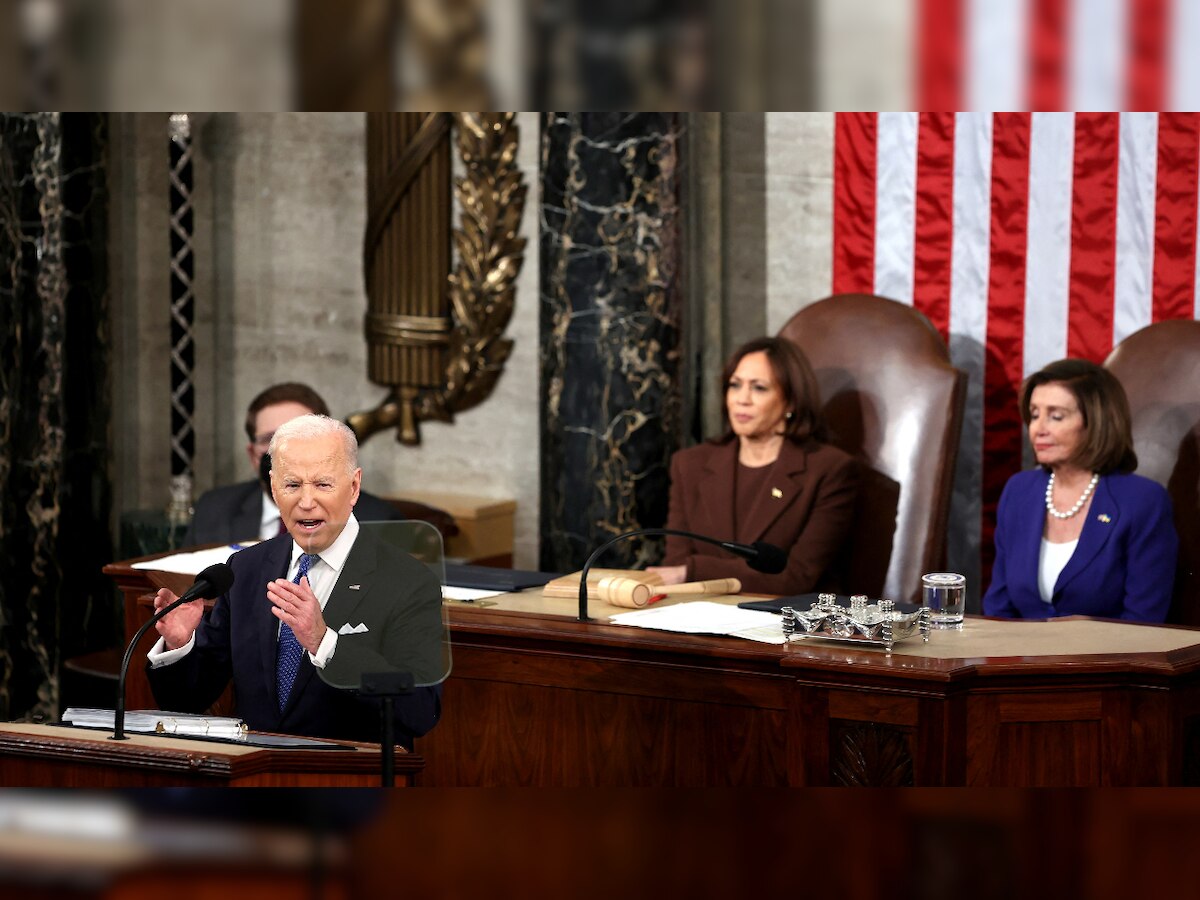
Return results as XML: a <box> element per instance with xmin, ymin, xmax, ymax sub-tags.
<box><xmin>982</xmin><ymin>469</ymin><xmax>1177</xmax><ymax>622</ymax></box>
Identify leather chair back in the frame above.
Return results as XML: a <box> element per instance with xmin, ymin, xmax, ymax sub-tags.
<box><xmin>779</xmin><ymin>294</ymin><xmax>967</xmax><ymax>604</ymax></box>
<box><xmin>1104</xmin><ymin>319</ymin><xmax>1200</xmax><ymax>625</ymax></box>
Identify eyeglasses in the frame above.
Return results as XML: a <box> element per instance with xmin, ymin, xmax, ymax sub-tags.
<box><xmin>252</xmin><ymin>431</ymin><xmax>275</xmax><ymax>449</ymax></box>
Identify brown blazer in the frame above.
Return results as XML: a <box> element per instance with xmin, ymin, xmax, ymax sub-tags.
<box><xmin>661</xmin><ymin>438</ymin><xmax>859</xmax><ymax>595</ymax></box>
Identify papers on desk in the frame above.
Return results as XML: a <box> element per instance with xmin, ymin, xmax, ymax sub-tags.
<box><xmin>609</xmin><ymin>601</ymin><xmax>787</xmax><ymax>644</ymax></box>
<box><xmin>131</xmin><ymin>544</ymin><xmax>257</xmax><ymax>575</ymax></box>
<box><xmin>62</xmin><ymin>707</ymin><xmax>248</xmax><ymax>740</ymax></box>
<box><xmin>443</xmin><ymin>585</ymin><xmax>508</xmax><ymax>602</ymax></box>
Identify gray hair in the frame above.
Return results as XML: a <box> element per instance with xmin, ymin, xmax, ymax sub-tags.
<box><xmin>268</xmin><ymin>414</ymin><xmax>359</xmax><ymax>475</ymax></box>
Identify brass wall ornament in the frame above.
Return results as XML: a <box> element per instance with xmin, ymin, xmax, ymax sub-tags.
<box><xmin>349</xmin><ymin>112</ymin><xmax>526</xmax><ymax>446</ymax></box>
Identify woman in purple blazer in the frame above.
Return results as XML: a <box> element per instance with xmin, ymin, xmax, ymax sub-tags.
<box><xmin>982</xmin><ymin>359</ymin><xmax>1177</xmax><ymax>623</ymax></box>
<box><xmin>647</xmin><ymin>337</ymin><xmax>858</xmax><ymax>596</ymax></box>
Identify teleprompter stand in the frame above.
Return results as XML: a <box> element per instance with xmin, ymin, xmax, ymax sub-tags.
<box><xmin>360</xmin><ymin>671</ymin><xmax>415</xmax><ymax>787</ymax></box>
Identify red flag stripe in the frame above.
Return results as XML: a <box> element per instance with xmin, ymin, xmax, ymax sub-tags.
<box><xmin>1152</xmin><ymin>114</ymin><xmax>1200</xmax><ymax>322</ymax></box>
<box><xmin>980</xmin><ymin>113</ymin><xmax>1033</xmax><ymax>583</ymax></box>
<box><xmin>913</xmin><ymin>113</ymin><xmax>956</xmax><ymax>340</ymax></box>
<box><xmin>1067</xmin><ymin>113</ymin><xmax>1120</xmax><ymax>361</ymax></box>
<box><xmin>1028</xmin><ymin>0</ymin><xmax>1068</xmax><ymax>110</ymax></box>
<box><xmin>1128</xmin><ymin>0</ymin><xmax>1169</xmax><ymax>110</ymax></box>
<box><xmin>918</xmin><ymin>0</ymin><xmax>962</xmax><ymax>110</ymax></box>
<box><xmin>833</xmin><ymin>114</ymin><xmax>878</xmax><ymax>295</ymax></box>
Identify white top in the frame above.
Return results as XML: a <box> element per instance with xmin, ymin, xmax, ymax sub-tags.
<box><xmin>1038</xmin><ymin>537</ymin><xmax>1078</xmax><ymax>604</ymax></box>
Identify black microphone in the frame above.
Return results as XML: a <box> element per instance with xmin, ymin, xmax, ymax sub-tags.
<box><xmin>110</xmin><ymin>562</ymin><xmax>235</xmax><ymax>741</ymax></box>
<box><xmin>576</xmin><ymin>528</ymin><xmax>788</xmax><ymax>621</ymax></box>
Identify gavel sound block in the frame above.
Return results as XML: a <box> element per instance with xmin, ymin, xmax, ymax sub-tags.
<box><xmin>595</xmin><ymin>576</ymin><xmax>742</xmax><ymax>608</ymax></box>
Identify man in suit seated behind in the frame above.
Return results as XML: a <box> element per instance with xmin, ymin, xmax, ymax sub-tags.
<box><xmin>147</xmin><ymin>414</ymin><xmax>445</xmax><ymax>746</ymax></box>
<box><xmin>185</xmin><ymin>382</ymin><xmax>400</xmax><ymax>545</ymax></box>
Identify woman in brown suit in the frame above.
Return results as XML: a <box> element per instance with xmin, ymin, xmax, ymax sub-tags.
<box><xmin>647</xmin><ymin>337</ymin><xmax>858</xmax><ymax>595</ymax></box>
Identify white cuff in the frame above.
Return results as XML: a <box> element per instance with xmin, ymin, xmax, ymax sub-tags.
<box><xmin>308</xmin><ymin>627</ymin><xmax>338</xmax><ymax>669</ymax></box>
<box><xmin>147</xmin><ymin>633</ymin><xmax>195</xmax><ymax>667</ymax></box>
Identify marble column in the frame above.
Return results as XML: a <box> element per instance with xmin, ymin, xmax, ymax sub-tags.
<box><xmin>0</xmin><ymin>113</ymin><xmax>112</xmax><ymax>721</ymax></box>
<box><xmin>539</xmin><ymin>113</ymin><xmax>684</xmax><ymax>572</ymax></box>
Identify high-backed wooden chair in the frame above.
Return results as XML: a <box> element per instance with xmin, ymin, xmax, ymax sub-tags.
<box><xmin>1104</xmin><ymin>319</ymin><xmax>1200</xmax><ymax>626</ymax></box>
<box><xmin>779</xmin><ymin>294</ymin><xmax>967</xmax><ymax>605</ymax></box>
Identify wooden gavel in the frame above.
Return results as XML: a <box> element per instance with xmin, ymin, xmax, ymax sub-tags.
<box><xmin>596</xmin><ymin>576</ymin><xmax>742</xmax><ymax>608</ymax></box>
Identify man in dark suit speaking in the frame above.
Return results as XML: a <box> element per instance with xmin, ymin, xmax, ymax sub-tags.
<box><xmin>147</xmin><ymin>415</ymin><xmax>445</xmax><ymax>746</ymax></box>
<box><xmin>184</xmin><ymin>382</ymin><xmax>400</xmax><ymax>545</ymax></box>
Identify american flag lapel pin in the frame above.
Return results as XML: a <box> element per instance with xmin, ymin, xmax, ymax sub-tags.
<box><xmin>348</xmin><ymin>584</ymin><xmax>362</xmax><ymax>590</ymax></box>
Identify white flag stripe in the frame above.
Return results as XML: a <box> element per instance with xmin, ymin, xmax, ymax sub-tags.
<box><xmin>1070</xmin><ymin>0</ymin><xmax>1125</xmax><ymax>110</ymax></box>
<box><xmin>1113</xmin><ymin>113</ymin><xmax>1158</xmax><ymax>344</ymax></box>
<box><xmin>947</xmin><ymin>112</ymin><xmax>994</xmax><ymax>596</ymax></box>
<box><xmin>949</xmin><ymin>113</ymin><xmax>995</xmax><ymax>348</ymax></box>
<box><xmin>966</xmin><ymin>0</ymin><xmax>1029</xmax><ymax>110</ymax></box>
<box><xmin>1023</xmin><ymin>113</ymin><xmax>1075</xmax><ymax>378</ymax></box>
<box><xmin>874</xmin><ymin>112</ymin><xmax>919</xmax><ymax>305</ymax></box>
<box><xmin>1169</xmin><ymin>0</ymin><xmax>1200</xmax><ymax>111</ymax></box>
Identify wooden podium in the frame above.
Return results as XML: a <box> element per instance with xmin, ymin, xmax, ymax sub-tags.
<box><xmin>0</xmin><ymin>722</ymin><xmax>419</xmax><ymax>787</ymax></box>
<box><xmin>88</xmin><ymin>549</ymin><xmax>423</xmax><ymax>787</ymax></box>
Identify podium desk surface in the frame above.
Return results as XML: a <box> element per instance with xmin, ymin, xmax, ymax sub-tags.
<box><xmin>0</xmin><ymin>722</ymin><xmax>418</xmax><ymax>788</ymax></box>
<box><xmin>453</xmin><ymin>586</ymin><xmax>1200</xmax><ymax>667</ymax></box>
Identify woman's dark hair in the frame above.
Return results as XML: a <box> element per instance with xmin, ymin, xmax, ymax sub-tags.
<box><xmin>715</xmin><ymin>337</ymin><xmax>825</xmax><ymax>443</ymax></box>
<box><xmin>1021</xmin><ymin>358</ymin><xmax>1138</xmax><ymax>474</ymax></box>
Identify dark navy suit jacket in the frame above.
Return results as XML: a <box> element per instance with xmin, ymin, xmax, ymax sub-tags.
<box><xmin>147</xmin><ymin>526</ymin><xmax>444</xmax><ymax>746</ymax></box>
<box><xmin>982</xmin><ymin>469</ymin><xmax>1177</xmax><ymax>622</ymax></box>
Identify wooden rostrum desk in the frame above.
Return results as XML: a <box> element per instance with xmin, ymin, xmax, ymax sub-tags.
<box><xmin>107</xmin><ymin>552</ymin><xmax>1200</xmax><ymax>786</ymax></box>
<box><xmin>421</xmin><ymin>589</ymin><xmax>1200</xmax><ymax>786</ymax></box>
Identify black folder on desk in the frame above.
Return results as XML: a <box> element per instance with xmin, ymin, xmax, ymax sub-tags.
<box><xmin>443</xmin><ymin>563</ymin><xmax>562</xmax><ymax>592</ymax></box>
<box><xmin>738</xmin><ymin>593</ymin><xmax>920</xmax><ymax>615</ymax></box>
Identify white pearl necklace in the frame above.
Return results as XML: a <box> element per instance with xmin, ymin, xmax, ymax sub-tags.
<box><xmin>1045</xmin><ymin>471</ymin><xmax>1100</xmax><ymax>519</ymax></box>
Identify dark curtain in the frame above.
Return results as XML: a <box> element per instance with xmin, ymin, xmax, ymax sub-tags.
<box><xmin>0</xmin><ymin>113</ymin><xmax>114</xmax><ymax>722</ymax></box>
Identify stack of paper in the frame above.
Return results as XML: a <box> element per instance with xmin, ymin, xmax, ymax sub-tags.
<box><xmin>131</xmin><ymin>544</ymin><xmax>255</xmax><ymax>576</ymax></box>
<box><xmin>63</xmin><ymin>707</ymin><xmax>248</xmax><ymax>740</ymax></box>
<box><xmin>609</xmin><ymin>601</ymin><xmax>786</xmax><ymax>644</ymax></box>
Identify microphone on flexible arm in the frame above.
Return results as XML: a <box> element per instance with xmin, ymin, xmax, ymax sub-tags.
<box><xmin>110</xmin><ymin>562</ymin><xmax>235</xmax><ymax>741</ymax></box>
<box><xmin>576</xmin><ymin>528</ymin><xmax>787</xmax><ymax>622</ymax></box>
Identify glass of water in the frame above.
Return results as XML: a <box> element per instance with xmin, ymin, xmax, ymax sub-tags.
<box><xmin>922</xmin><ymin>573</ymin><xmax>966</xmax><ymax>629</ymax></box>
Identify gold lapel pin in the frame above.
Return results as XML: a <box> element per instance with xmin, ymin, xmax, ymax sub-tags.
<box><xmin>771</xmin><ymin>487</ymin><xmax>783</xmax><ymax>499</ymax></box>
<box><xmin>1097</xmin><ymin>514</ymin><xmax>1111</xmax><ymax>524</ymax></box>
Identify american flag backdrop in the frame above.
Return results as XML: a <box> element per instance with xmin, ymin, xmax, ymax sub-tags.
<box><xmin>915</xmin><ymin>0</ymin><xmax>1200</xmax><ymax>109</ymax></box>
<box><xmin>831</xmin><ymin>112</ymin><xmax>1200</xmax><ymax>600</ymax></box>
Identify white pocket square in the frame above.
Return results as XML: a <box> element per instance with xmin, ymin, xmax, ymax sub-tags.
<box><xmin>338</xmin><ymin>622</ymin><xmax>369</xmax><ymax>635</ymax></box>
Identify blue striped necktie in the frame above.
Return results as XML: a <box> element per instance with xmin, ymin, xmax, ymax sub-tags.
<box><xmin>276</xmin><ymin>552</ymin><xmax>315</xmax><ymax>710</ymax></box>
